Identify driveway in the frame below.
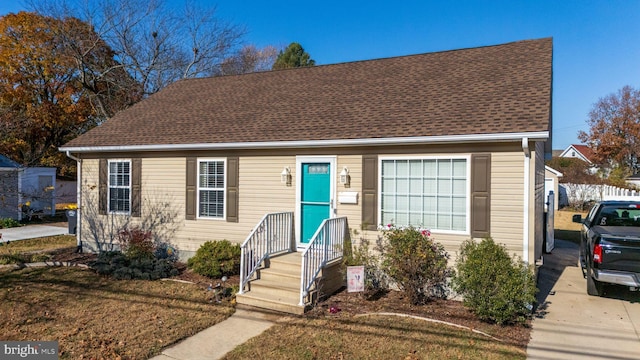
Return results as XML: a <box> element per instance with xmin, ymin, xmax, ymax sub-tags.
<box><xmin>527</xmin><ymin>239</ymin><xmax>640</xmax><ymax>359</ymax></box>
<box><xmin>0</xmin><ymin>224</ymin><xmax>69</xmax><ymax>242</ymax></box>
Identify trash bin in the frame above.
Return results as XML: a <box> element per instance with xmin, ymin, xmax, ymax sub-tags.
<box><xmin>66</xmin><ymin>209</ymin><xmax>77</xmax><ymax>235</ymax></box>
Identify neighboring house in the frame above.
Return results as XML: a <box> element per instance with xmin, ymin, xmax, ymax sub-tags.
<box><xmin>0</xmin><ymin>155</ymin><xmax>56</xmax><ymax>220</ymax></box>
<box><xmin>559</xmin><ymin>144</ymin><xmax>598</xmax><ymax>174</ymax></box>
<box><xmin>626</xmin><ymin>173</ymin><xmax>640</xmax><ymax>188</ymax></box>
<box><xmin>60</xmin><ymin>38</ymin><xmax>552</xmax><ymax>313</ymax></box>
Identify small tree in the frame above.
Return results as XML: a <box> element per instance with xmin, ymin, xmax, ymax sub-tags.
<box><xmin>381</xmin><ymin>226</ymin><xmax>450</xmax><ymax>305</ymax></box>
<box><xmin>272</xmin><ymin>42</ymin><xmax>315</xmax><ymax>70</ymax></box>
<box><xmin>452</xmin><ymin>238</ymin><xmax>537</xmax><ymax>325</ymax></box>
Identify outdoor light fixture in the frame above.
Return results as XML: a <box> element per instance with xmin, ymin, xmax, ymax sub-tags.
<box><xmin>339</xmin><ymin>166</ymin><xmax>350</xmax><ymax>186</ymax></box>
<box><xmin>281</xmin><ymin>166</ymin><xmax>292</xmax><ymax>185</ymax></box>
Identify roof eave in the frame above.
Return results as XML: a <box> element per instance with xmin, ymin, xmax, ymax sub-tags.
<box><xmin>60</xmin><ymin>131</ymin><xmax>549</xmax><ymax>153</ymax></box>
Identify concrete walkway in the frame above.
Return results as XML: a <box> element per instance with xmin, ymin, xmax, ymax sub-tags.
<box><xmin>0</xmin><ymin>224</ymin><xmax>68</xmax><ymax>242</ymax></box>
<box><xmin>527</xmin><ymin>239</ymin><xmax>640</xmax><ymax>359</ymax></box>
<box><xmin>149</xmin><ymin>308</ymin><xmax>279</xmax><ymax>360</ymax></box>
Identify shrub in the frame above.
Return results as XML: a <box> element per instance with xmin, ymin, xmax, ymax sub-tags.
<box><xmin>117</xmin><ymin>227</ymin><xmax>155</xmax><ymax>260</ymax></box>
<box><xmin>187</xmin><ymin>240</ymin><xmax>241</xmax><ymax>278</ymax></box>
<box><xmin>452</xmin><ymin>238</ymin><xmax>537</xmax><ymax>325</ymax></box>
<box><xmin>343</xmin><ymin>229</ymin><xmax>387</xmax><ymax>296</ymax></box>
<box><xmin>0</xmin><ymin>218</ymin><xmax>21</xmax><ymax>229</ymax></box>
<box><xmin>381</xmin><ymin>226</ymin><xmax>450</xmax><ymax>305</ymax></box>
<box><xmin>89</xmin><ymin>250</ymin><xmax>179</xmax><ymax>280</ymax></box>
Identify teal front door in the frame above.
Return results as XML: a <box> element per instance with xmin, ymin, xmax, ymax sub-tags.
<box><xmin>300</xmin><ymin>162</ymin><xmax>331</xmax><ymax>244</ymax></box>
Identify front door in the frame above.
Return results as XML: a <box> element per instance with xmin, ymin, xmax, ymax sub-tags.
<box><xmin>297</xmin><ymin>157</ymin><xmax>335</xmax><ymax>248</ymax></box>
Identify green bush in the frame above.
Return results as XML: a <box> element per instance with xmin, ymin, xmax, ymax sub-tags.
<box><xmin>343</xmin><ymin>229</ymin><xmax>387</xmax><ymax>296</ymax></box>
<box><xmin>89</xmin><ymin>251</ymin><xmax>178</xmax><ymax>280</ymax></box>
<box><xmin>381</xmin><ymin>226</ymin><xmax>450</xmax><ymax>305</ymax></box>
<box><xmin>0</xmin><ymin>218</ymin><xmax>21</xmax><ymax>229</ymax></box>
<box><xmin>187</xmin><ymin>240</ymin><xmax>241</xmax><ymax>278</ymax></box>
<box><xmin>452</xmin><ymin>238</ymin><xmax>537</xmax><ymax>325</ymax></box>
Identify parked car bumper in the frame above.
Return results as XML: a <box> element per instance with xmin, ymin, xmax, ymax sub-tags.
<box><xmin>595</xmin><ymin>269</ymin><xmax>640</xmax><ymax>287</ymax></box>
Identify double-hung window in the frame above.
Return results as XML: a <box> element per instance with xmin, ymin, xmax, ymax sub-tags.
<box><xmin>380</xmin><ymin>157</ymin><xmax>469</xmax><ymax>232</ymax></box>
<box><xmin>108</xmin><ymin>160</ymin><xmax>131</xmax><ymax>213</ymax></box>
<box><xmin>198</xmin><ymin>159</ymin><xmax>226</xmax><ymax>219</ymax></box>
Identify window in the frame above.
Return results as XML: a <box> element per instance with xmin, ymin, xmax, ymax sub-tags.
<box><xmin>108</xmin><ymin>160</ymin><xmax>131</xmax><ymax>213</ymax></box>
<box><xmin>198</xmin><ymin>159</ymin><xmax>226</xmax><ymax>219</ymax></box>
<box><xmin>380</xmin><ymin>157</ymin><xmax>468</xmax><ymax>232</ymax></box>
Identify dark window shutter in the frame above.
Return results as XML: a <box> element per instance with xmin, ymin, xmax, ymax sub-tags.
<box><xmin>226</xmin><ymin>157</ymin><xmax>239</xmax><ymax>223</ymax></box>
<box><xmin>361</xmin><ymin>155</ymin><xmax>378</xmax><ymax>231</ymax></box>
<box><xmin>185</xmin><ymin>157</ymin><xmax>197</xmax><ymax>220</ymax></box>
<box><xmin>471</xmin><ymin>154</ymin><xmax>491</xmax><ymax>238</ymax></box>
<box><xmin>99</xmin><ymin>159</ymin><xmax>107</xmax><ymax>215</ymax></box>
<box><xmin>131</xmin><ymin>158</ymin><xmax>142</xmax><ymax>217</ymax></box>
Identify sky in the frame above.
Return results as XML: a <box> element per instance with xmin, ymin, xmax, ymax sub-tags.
<box><xmin>1</xmin><ymin>0</ymin><xmax>639</xmax><ymax>151</ymax></box>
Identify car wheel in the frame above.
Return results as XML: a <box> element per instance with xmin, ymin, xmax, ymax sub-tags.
<box><xmin>586</xmin><ymin>262</ymin><xmax>604</xmax><ymax>296</ymax></box>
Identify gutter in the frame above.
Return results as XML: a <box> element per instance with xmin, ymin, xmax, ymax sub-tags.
<box><xmin>522</xmin><ymin>138</ymin><xmax>530</xmax><ymax>264</ymax></box>
<box><xmin>59</xmin><ymin>131</ymin><xmax>549</xmax><ymax>153</ymax></box>
<box><xmin>65</xmin><ymin>151</ymin><xmax>82</xmax><ymax>251</ymax></box>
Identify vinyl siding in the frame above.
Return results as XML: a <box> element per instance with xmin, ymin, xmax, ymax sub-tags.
<box><xmin>533</xmin><ymin>141</ymin><xmax>546</xmax><ymax>264</ymax></box>
<box><xmin>178</xmin><ymin>156</ymin><xmax>297</xmax><ymax>252</ymax></box>
<box><xmin>336</xmin><ymin>155</ymin><xmax>362</xmax><ymax>235</ymax></box>
<box><xmin>77</xmin><ymin>147</ymin><xmax>531</xmax><ymax>262</ymax></box>
<box><xmin>491</xmin><ymin>152</ymin><xmax>525</xmax><ymax>256</ymax></box>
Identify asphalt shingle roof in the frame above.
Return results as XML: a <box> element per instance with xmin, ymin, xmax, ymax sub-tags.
<box><xmin>62</xmin><ymin>38</ymin><xmax>552</xmax><ymax>149</ymax></box>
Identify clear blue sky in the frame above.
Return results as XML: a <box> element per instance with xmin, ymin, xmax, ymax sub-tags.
<box><xmin>3</xmin><ymin>1</ymin><xmax>639</xmax><ymax>151</ymax></box>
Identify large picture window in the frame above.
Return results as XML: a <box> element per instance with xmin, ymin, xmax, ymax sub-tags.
<box><xmin>108</xmin><ymin>160</ymin><xmax>131</xmax><ymax>213</ymax></box>
<box><xmin>380</xmin><ymin>157</ymin><xmax>468</xmax><ymax>232</ymax></box>
<box><xmin>198</xmin><ymin>159</ymin><xmax>226</xmax><ymax>219</ymax></box>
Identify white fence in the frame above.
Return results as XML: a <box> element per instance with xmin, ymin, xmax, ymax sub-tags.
<box><xmin>561</xmin><ymin>183</ymin><xmax>640</xmax><ymax>207</ymax></box>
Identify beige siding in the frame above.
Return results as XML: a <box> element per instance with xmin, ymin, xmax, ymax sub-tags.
<box><xmin>178</xmin><ymin>156</ymin><xmax>297</xmax><ymax>252</ymax></box>
<box><xmin>336</xmin><ymin>155</ymin><xmax>362</xmax><ymax>235</ymax></box>
<box><xmin>77</xmin><ymin>145</ymin><xmax>533</xmax><ymax>262</ymax></box>
<box><xmin>491</xmin><ymin>152</ymin><xmax>525</xmax><ymax>255</ymax></box>
<box><xmin>532</xmin><ymin>141</ymin><xmax>546</xmax><ymax>264</ymax></box>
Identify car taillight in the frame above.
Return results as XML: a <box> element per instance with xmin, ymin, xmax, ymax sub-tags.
<box><xmin>593</xmin><ymin>244</ymin><xmax>603</xmax><ymax>264</ymax></box>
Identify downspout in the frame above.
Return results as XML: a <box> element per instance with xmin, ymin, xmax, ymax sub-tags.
<box><xmin>521</xmin><ymin>138</ymin><xmax>530</xmax><ymax>264</ymax></box>
<box><xmin>65</xmin><ymin>151</ymin><xmax>82</xmax><ymax>251</ymax></box>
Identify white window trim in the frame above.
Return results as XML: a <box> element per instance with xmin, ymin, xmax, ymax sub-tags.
<box><xmin>107</xmin><ymin>159</ymin><xmax>131</xmax><ymax>215</ymax></box>
<box><xmin>197</xmin><ymin>158</ymin><xmax>227</xmax><ymax>220</ymax></box>
<box><xmin>377</xmin><ymin>155</ymin><xmax>471</xmax><ymax>235</ymax></box>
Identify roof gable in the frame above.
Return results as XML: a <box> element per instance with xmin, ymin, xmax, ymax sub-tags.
<box><xmin>62</xmin><ymin>38</ymin><xmax>553</xmax><ymax>151</ymax></box>
<box><xmin>560</xmin><ymin>144</ymin><xmax>595</xmax><ymax>164</ymax></box>
<box><xmin>0</xmin><ymin>154</ymin><xmax>20</xmax><ymax>168</ymax></box>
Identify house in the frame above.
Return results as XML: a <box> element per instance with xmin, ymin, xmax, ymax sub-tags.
<box><xmin>0</xmin><ymin>155</ymin><xmax>56</xmax><ymax>221</ymax></box>
<box><xmin>559</xmin><ymin>144</ymin><xmax>598</xmax><ymax>174</ymax></box>
<box><xmin>60</xmin><ymin>38</ymin><xmax>553</xmax><ymax>313</ymax></box>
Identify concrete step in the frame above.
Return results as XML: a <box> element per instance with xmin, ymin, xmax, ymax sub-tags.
<box><xmin>235</xmin><ymin>291</ymin><xmax>305</xmax><ymax>315</ymax></box>
<box><xmin>268</xmin><ymin>252</ymin><xmax>302</xmax><ymax>273</ymax></box>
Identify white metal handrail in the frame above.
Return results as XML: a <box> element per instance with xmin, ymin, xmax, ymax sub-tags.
<box><xmin>239</xmin><ymin>211</ymin><xmax>294</xmax><ymax>294</ymax></box>
<box><xmin>299</xmin><ymin>217</ymin><xmax>348</xmax><ymax>306</ymax></box>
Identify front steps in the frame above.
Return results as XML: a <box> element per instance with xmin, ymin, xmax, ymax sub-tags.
<box><xmin>236</xmin><ymin>252</ymin><xmax>308</xmax><ymax>315</ymax></box>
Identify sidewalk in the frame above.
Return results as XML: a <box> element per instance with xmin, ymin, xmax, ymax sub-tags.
<box><xmin>149</xmin><ymin>308</ymin><xmax>279</xmax><ymax>360</ymax></box>
<box><xmin>527</xmin><ymin>239</ymin><xmax>640</xmax><ymax>359</ymax></box>
<box><xmin>0</xmin><ymin>224</ymin><xmax>69</xmax><ymax>243</ymax></box>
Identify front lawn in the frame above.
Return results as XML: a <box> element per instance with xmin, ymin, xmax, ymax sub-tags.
<box><xmin>0</xmin><ymin>266</ymin><xmax>234</xmax><ymax>359</ymax></box>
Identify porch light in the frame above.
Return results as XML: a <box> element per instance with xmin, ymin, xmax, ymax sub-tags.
<box><xmin>281</xmin><ymin>167</ymin><xmax>292</xmax><ymax>186</ymax></box>
<box><xmin>339</xmin><ymin>166</ymin><xmax>350</xmax><ymax>186</ymax></box>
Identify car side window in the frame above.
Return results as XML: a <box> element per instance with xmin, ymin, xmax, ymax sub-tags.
<box><xmin>585</xmin><ymin>204</ymin><xmax>600</xmax><ymax>226</ymax></box>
